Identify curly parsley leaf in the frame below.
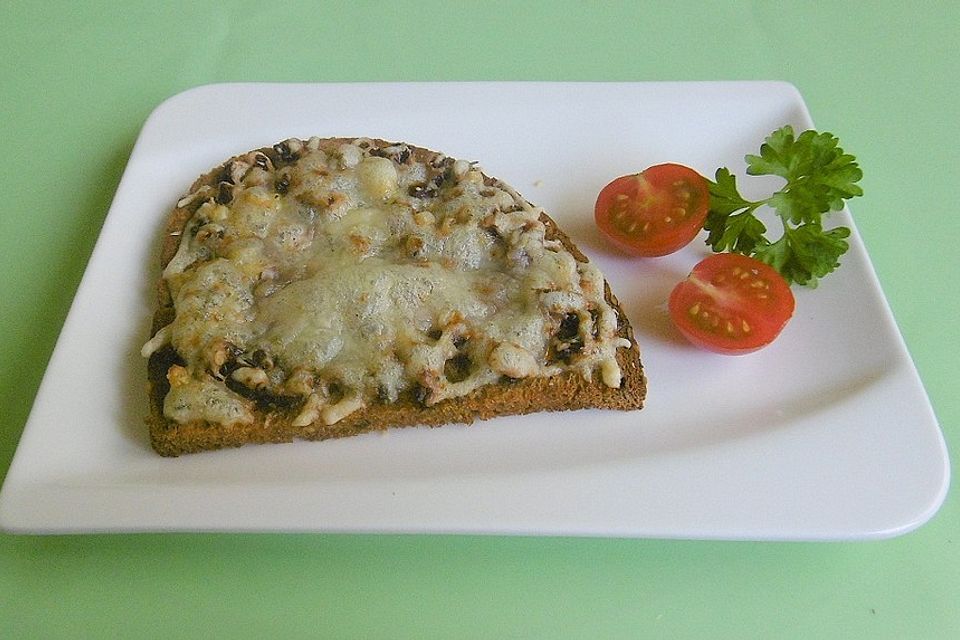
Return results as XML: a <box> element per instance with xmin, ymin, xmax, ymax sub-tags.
<box><xmin>705</xmin><ymin>167</ymin><xmax>752</xmax><ymax>216</ymax></box>
<box><xmin>703</xmin><ymin>168</ymin><xmax>767</xmax><ymax>254</ymax></box>
<box><xmin>753</xmin><ymin>224</ymin><xmax>851</xmax><ymax>287</ymax></box>
<box><xmin>704</xmin><ymin>126</ymin><xmax>862</xmax><ymax>286</ymax></box>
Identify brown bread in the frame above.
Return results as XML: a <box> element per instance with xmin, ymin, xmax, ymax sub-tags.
<box><xmin>146</xmin><ymin>139</ymin><xmax>646</xmax><ymax>456</ymax></box>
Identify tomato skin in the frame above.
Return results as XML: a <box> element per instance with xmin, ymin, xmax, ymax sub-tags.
<box><xmin>668</xmin><ymin>253</ymin><xmax>795</xmax><ymax>355</ymax></box>
<box><xmin>594</xmin><ymin>164</ymin><xmax>710</xmax><ymax>257</ymax></box>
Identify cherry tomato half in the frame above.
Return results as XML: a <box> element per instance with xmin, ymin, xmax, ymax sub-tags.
<box><xmin>668</xmin><ymin>253</ymin><xmax>795</xmax><ymax>355</ymax></box>
<box><xmin>594</xmin><ymin>164</ymin><xmax>710</xmax><ymax>257</ymax></box>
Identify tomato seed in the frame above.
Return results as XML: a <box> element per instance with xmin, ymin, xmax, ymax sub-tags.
<box><xmin>742</xmin><ymin>320</ymin><xmax>751</xmax><ymax>333</ymax></box>
<box><xmin>688</xmin><ymin>303</ymin><xmax>700</xmax><ymax>316</ymax></box>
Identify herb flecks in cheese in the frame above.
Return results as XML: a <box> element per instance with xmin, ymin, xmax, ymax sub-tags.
<box><xmin>145</xmin><ymin>138</ymin><xmax>631</xmax><ymax>427</ymax></box>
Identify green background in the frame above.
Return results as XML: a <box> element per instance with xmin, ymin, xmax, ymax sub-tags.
<box><xmin>2</xmin><ymin>2</ymin><xmax>957</xmax><ymax>637</ymax></box>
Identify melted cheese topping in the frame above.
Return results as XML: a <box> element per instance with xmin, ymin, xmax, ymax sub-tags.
<box><xmin>145</xmin><ymin>137</ymin><xmax>632</xmax><ymax>427</ymax></box>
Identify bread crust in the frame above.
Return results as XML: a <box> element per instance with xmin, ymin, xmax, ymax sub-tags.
<box><xmin>146</xmin><ymin>138</ymin><xmax>645</xmax><ymax>456</ymax></box>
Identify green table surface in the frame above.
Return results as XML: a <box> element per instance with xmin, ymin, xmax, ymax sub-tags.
<box><xmin>2</xmin><ymin>2</ymin><xmax>957</xmax><ymax>637</ymax></box>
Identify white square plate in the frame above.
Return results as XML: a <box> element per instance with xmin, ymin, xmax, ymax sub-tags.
<box><xmin>0</xmin><ymin>82</ymin><xmax>948</xmax><ymax>539</ymax></box>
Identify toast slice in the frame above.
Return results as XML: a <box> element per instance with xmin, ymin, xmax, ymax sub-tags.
<box><xmin>143</xmin><ymin>137</ymin><xmax>645</xmax><ymax>456</ymax></box>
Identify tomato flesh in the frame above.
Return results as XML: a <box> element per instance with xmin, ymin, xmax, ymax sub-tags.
<box><xmin>595</xmin><ymin>164</ymin><xmax>710</xmax><ymax>257</ymax></box>
<box><xmin>668</xmin><ymin>253</ymin><xmax>795</xmax><ymax>355</ymax></box>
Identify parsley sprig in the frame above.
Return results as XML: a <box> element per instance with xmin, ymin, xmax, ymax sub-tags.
<box><xmin>703</xmin><ymin>126</ymin><xmax>863</xmax><ymax>286</ymax></box>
